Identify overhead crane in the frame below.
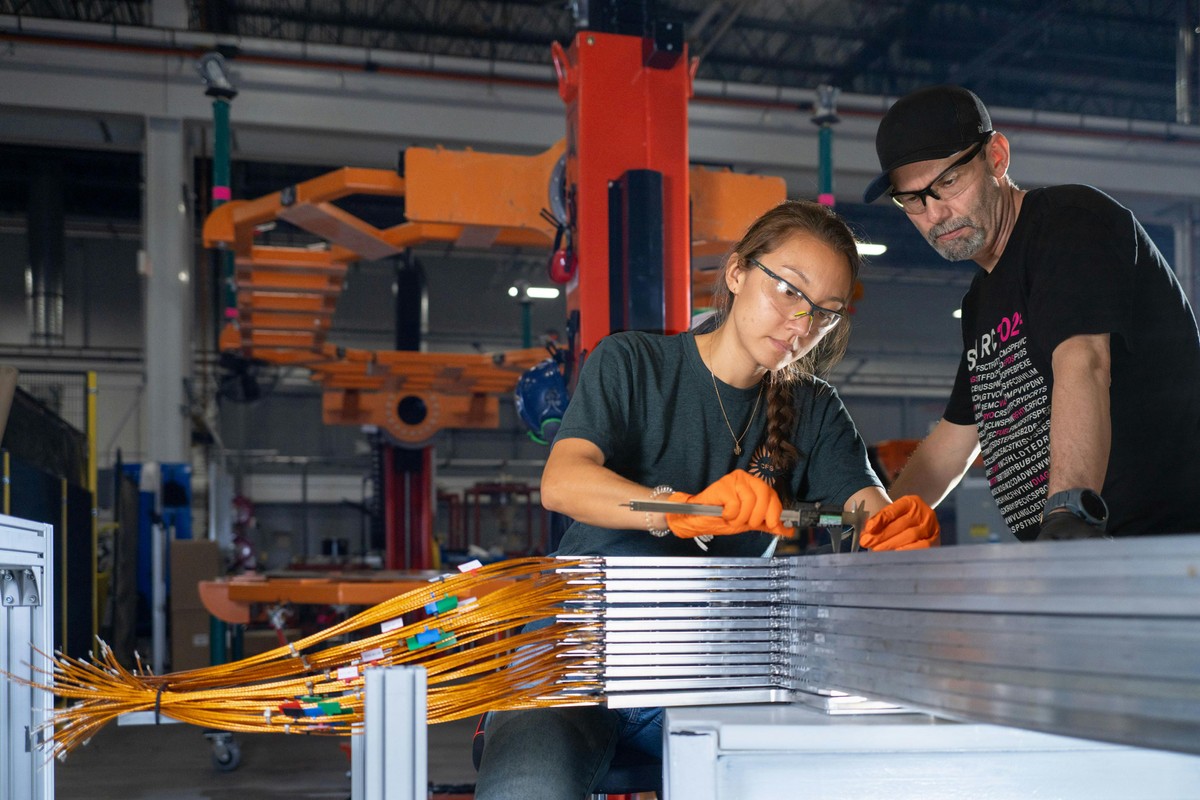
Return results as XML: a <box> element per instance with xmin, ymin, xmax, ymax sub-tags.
<box><xmin>203</xmin><ymin>147</ymin><xmax>784</xmax><ymax>447</ymax></box>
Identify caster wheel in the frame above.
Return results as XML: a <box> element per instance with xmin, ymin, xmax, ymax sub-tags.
<box><xmin>211</xmin><ymin>738</ymin><xmax>242</xmax><ymax>772</ymax></box>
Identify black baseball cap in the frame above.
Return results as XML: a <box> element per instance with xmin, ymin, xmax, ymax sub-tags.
<box><xmin>863</xmin><ymin>85</ymin><xmax>993</xmax><ymax>204</ymax></box>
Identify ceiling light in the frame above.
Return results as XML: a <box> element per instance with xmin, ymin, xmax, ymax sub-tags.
<box><xmin>197</xmin><ymin>52</ymin><xmax>238</xmax><ymax>99</ymax></box>
<box><xmin>856</xmin><ymin>242</ymin><xmax>887</xmax><ymax>256</ymax></box>
<box><xmin>509</xmin><ymin>284</ymin><xmax>560</xmax><ymax>300</ymax></box>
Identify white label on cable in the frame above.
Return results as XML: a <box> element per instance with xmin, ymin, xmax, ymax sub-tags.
<box><xmin>458</xmin><ymin>559</ymin><xmax>483</xmax><ymax>573</ymax></box>
<box><xmin>337</xmin><ymin>666</ymin><xmax>358</xmax><ymax>681</ymax></box>
<box><xmin>381</xmin><ymin>617</ymin><xmax>405</xmax><ymax>633</ymax></box>
<box><xmin>360</xmin><ymin>647</ymin><xmax>385</xmax><ymax>663</ymax></box>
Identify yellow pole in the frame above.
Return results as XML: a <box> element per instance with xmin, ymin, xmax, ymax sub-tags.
<box><xmin>88</xmin><ymin>371</ymin><xmax>99</xmax><ymax>640</ymax></box>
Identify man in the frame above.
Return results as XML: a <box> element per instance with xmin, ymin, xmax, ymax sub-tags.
<box><xmin>864</xmin><ymin>85</ymin><xmax>1200</xmax><ymax>540</ymax></box>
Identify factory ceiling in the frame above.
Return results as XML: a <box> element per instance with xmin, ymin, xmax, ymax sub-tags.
<box><xmin>0</xmin><ymin>0</ymin><xmax>1193</xmax><ymax>124</ymax></box>
<box><xmin>0</xmin><ymin>0</ymin><xmax>1190</xmax><ymax>289</ymax></box>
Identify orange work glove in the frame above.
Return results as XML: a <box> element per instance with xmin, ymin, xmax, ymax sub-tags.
<box><xmin>858</xmin><ymin>495</ymin><xmax>940</xmax><ymax>551</ymax></box>
<box><xmin>666</xmin><ymin>470</ymin><xmax>794</xmax><ymax>539</ymax></box>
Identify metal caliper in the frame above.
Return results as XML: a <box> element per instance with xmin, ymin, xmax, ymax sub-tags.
<box><xmin>627</xmin><ymin>499</ymin><xmax>868</xmax><ymax>552</ymax></box>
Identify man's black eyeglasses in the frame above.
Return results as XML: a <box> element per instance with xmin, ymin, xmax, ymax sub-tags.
<box><xmin>888</xmin><ymin>132</ymin><xmax>994</xmax><ymax>215</ymax></box>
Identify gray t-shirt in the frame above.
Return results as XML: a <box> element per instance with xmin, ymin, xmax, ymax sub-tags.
<box><xmin>554</xmin><ymin>331</ymin><xmax>881</xmax><ymax>557</ymax></box>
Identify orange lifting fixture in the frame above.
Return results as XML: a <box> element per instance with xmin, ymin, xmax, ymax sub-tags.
<box><xmin>203</xmin><ymin>120</ymin><xmax>785</xmax><ymax>446</ymax></box>
<box><xmin>204</xmin><ymin>146</ymin><xmax>565</xmax><ymax>444</ymax></box>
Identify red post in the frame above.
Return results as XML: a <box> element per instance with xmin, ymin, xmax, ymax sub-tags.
<box><xmin>554</xmin><ymin>31</ymin><xmax>693</xmax><ymax>364</ymax></box>
<box><xmin>382</xmin><ymin>443</ymin><xmax>435</xmax><ymax>570</ymax></box>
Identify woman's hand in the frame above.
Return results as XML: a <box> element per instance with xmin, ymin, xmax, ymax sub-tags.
<box><xmin>667</xmin><ymin>470</ymin><xmax>794</xmax><ymax>539</ymax></box>
<box><xmin>858</xmin><ymin>495</ymin><xmax>940</xmax><ymax>551</ymax></box>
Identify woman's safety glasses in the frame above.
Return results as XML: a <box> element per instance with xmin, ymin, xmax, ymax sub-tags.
<box><xmin>750</xmin><ymin>258</ymin><xmax>845</xmax><ymax>332</ymax></box>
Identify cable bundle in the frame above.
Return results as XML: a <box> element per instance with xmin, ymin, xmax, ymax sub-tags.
<box><xmin>13</xmin><ymin>557</ymin><xmax>604</xmax><ymax>760</ymax></box>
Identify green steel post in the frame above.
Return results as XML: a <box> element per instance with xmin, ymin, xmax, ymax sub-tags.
<box><xmin>812</xmin><ymin>85</ymin><xmax>839</xmax><ymax>207</ymax></box>
<box><xmin>212</xmin><ymin>97</ymin><xmax>236</xmax><ymax>324</ymax></box>
<box><xmin>818</xmin><ymin>124</ymin><xmax>834</xmax><ymax>206</ymax></box>
<box><xmin>210</xmin><ymin>615</ymin><xmax>227</xmax><ymax>665</ymax></box>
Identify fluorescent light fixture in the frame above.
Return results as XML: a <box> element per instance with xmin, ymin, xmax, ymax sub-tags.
<box><xmin>856</xmin><ymin>242</ymin><xmax>887</xmax><ymax>256</ymax></box>
<box><xmin>508</xmin><ymin>285</ymin><xmax>561</xmax><ymax>299</ymax></box>
<box><xmin>952</xmin><ymin>308</ymin><xmax>963</xmax><ymax>319</ymax></box>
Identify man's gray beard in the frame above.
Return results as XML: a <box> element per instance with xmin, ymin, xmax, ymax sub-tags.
<box><xmin>928</xmin><ymin>219</ymin><xmax>985</xmax><ymax>261</ymax></box>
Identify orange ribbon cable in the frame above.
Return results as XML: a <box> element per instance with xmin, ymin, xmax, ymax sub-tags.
<box><xmin>7</xmin><ymin>557</ymin><xmax>602</xmax><ymax>760</ymax></box>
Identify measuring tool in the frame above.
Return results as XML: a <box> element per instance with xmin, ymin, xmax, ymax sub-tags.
<box><xmin>626</xmin><ymin>500</ymin><xmax>868</xmax><ymax>553</ymax></box>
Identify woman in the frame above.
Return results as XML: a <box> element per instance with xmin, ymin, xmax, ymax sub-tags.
<box><xmin>475</xmin><ymin>200</ymin><xmax>937</xmax><ymax>799</ymax></box>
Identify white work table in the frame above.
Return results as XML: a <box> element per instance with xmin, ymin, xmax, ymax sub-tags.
<box><xmin>664</xmin><ymin>702</ymin><xmax>1200</xmax><ymax>800</ymax></box>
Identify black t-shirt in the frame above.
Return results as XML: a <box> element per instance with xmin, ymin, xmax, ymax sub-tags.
<box><xmin>945</xmin><ymin>185</ymin><xmax>1200</xmax><ymax>539</ymax></box>
<box><xmin>555</xmin><ymin>331</ymin><xmax>882</xmax><ymax>557</ymax></box>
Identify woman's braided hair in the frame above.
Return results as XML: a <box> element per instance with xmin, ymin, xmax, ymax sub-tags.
<box><xmin>708</xmin><ymin>200</ymin><xmax>862</xmax><ymax>489</ymax></box>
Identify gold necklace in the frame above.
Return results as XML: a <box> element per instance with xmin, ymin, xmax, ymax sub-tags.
<box><xmin>709</xmin><ymin>361</ymin><xmax>764</xmax><ymax>457</ymax></box>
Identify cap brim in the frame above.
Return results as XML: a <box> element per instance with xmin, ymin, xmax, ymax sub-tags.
<box><xmin>863</xmin><ymin>146</ymin><xmax>959</xmax><ymax>203</ymax></box>
<box><xmin>862</xmin><ymin>172</ymin><xmax>891</xmax><ymax>204</ymax></box>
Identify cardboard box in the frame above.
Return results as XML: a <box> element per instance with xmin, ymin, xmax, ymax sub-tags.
<box><xmin>171</xmin><ymin>608</ymin><xmax>213</xmax><ymax>671</ymax></box>
<box><xmin>170</xmin><ymin>539</ymin><xmax>222</xmax><ymax>611</ymax></box>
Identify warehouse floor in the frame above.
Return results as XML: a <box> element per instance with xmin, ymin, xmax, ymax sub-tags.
<box><xmin>54</xmin><ymin>716</ymin><xmax>479</xmax><ymax>799</ymax></box>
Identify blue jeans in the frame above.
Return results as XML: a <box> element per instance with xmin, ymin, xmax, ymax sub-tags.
<box><xmin>474</xmin><ymin>704</ymin><xmax>663</xmax><ymax>800</ymax></box>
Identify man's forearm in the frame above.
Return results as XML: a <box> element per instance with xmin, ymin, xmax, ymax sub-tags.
<box><xmin>889</xmin><ymin>419</ymin><xmax>980</xmax><ymax>508</ymax></box>
<box><xmin>1047</xmin><ymin>334</ymin><xmax>1111</xmax><ymax>497</ymax></box>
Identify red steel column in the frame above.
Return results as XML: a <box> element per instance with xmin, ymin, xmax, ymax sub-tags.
<box><xmin>554</xmin><ymin>30</ymin><xmax>693</xmax><ymax>362</ymax></box>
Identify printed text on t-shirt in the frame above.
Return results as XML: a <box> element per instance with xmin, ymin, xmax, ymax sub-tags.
<box><xmin>968</xmin><ymin>309</ymin><xmax>1048</xmax><ymax>535</ymax></box>
<box><xmin>967</xmin><ymin>311</ymin><xmax>1022</xmax><ymax>370</ymax></box>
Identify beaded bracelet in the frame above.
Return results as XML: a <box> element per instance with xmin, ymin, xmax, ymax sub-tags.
<box><xmin>646</xmin><ymin>484</ymin><xmax>674</xmax><ymax>537</ymax></box>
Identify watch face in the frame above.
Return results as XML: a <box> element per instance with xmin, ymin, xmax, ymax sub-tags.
<box><xmin>1080</xmin><ymin>490</ymin><xmax>1107</xmax><ymax>520</ymax></box>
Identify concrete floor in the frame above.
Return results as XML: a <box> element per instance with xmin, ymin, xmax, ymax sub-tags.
<box><xmin>54</xmin><ymin>716</ymin><xmax>479</xmax><ymax>799</ymax></box>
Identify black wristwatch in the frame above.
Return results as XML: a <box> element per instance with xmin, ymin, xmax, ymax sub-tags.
<box><xmin>1042</xmin><ymin>488</ymin><xmax>1108</xmax><ymax>531</ymax></box>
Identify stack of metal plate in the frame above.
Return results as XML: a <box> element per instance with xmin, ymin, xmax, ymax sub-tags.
<box><xmin>561</xmin><ymin>557</ymin><xmax>792</xmax><ymax>709</ymax></box>
<box><xmin>551</xmin><ymin>534</ymin><xmax>1200</xmax><ymax>756</ymax></box>
<box><xmin>783</xmin><ymin>534</ymin><xmax>1200</xmax><ymax>754</ymax></box>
